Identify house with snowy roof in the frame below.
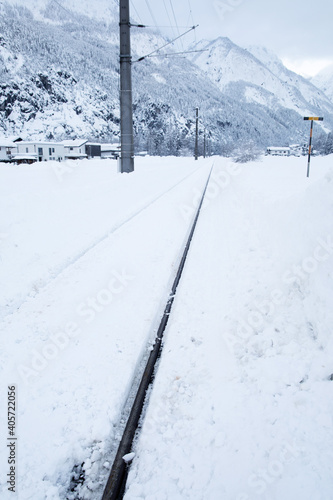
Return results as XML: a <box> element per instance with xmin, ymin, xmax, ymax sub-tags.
<box><xmin>266</xmin><ymin>146</ymin><xmax>291</xmax><ymax>156</ymax></box>
<box><xmin>15</xmin><ymin>141</ymin><xmax>65</xmax><ymax>162</ymax></box>
<box><xmin>63</xmin><ymin>140</ymin><xmax>88</xmax><ymax>159</ymax></box>
<box><xmin>0</xmin><ymin>139</ymin><xmax>17</xmax><ymax>162</ymax></box>
<box><xmin>100</xmin><ymin>143</ymin><xmax>121</xmax><ymax>159</ymax></box>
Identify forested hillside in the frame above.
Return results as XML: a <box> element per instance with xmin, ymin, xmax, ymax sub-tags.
<box><xmin>0</xmin><ymin>0</ymin><xmax>332</xmax><ymax>155</ymax></box>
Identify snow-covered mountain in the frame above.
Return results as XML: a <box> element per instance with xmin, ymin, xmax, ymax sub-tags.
<box><xmin>0</xmin><ymin>0</ymin><xmax>332</xmax><ymax>154</ymax></box>
<box><xmin>311</xmin><ymin>64</ymin><xmax>333</xmax><ymax>101</ymax></box>
<box><xmin>0</xmin><ymin>0</ymin><xmax>119</xmax><ymax>22</ymax></box>
<box><xmin>189</xmin><ymin>37</ymin><xmax>333</xmax><ymax>119</ymax></box>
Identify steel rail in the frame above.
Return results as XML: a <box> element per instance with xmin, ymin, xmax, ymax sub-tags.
<box><xmin>102</xmin><ymin>164</ymin><xmax>214</xmax><ymax>500</ymax></box>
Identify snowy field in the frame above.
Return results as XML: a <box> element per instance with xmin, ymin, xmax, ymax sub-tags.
<box><xmin>1</xmin><ymin>154</ymin><xmax>333</xmax><ymax>499</ymax></box>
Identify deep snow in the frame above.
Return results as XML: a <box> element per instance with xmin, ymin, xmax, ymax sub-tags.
<box><xmin>125</xmin><ymin>155</ymin><xmax>333</xmax><ymax>500</ymax></box>
<box><xmin>1</xmin><ymin>154</ymin><xmax>333</xmax><ymax>499</ymax></box>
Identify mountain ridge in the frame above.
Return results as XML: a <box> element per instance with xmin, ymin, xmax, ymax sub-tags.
<box><xmin>189</xmin><ymin>37</ymin><xmax>333</xmax><ymax>119</ymax></box>
<box><xmin>311</xmin><ymin>64</ymin><xmax>333</xmax><ymax>102</ymax></box>
<box><xmin>0</xmin><ymin>0</ymin><xmax>332</xmax><ymax>155</ymax></box>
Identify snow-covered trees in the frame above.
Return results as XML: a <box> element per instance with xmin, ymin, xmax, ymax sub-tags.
<box><xmin>325</xmin><ymin>132</ymin><xmax>333</xmax><ymax>155</ymax></box>
<box><xmin>0</xmin><ymin>1</ymin><xmax>332</xmax><ymax>155</ymax></box>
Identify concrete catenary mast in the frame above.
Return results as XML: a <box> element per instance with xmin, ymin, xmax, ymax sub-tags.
<box><xmin>119</xmin><ymin>0</ymin><xmax>134</xmax><ymax>173</ymax></box>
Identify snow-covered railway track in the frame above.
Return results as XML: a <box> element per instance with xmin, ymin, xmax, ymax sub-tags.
<box><xmin>101</xmin><ymin>166</ymin><xmax>213</xmax><ymax>500</ymax></box>
<box><xmin>1</xmin><ymin>164</ymin><xmax>203</xmax><ymax>323</ymax></box>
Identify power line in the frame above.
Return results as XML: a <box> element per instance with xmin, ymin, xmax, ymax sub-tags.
<box><xmin>169</xmin><ymin>0</ymin><xmax>183</xmax><ymax>50</ymax></box>
<box><xmin>186</xmin><ymin>0</ymin><xmax>197</xmax><ymax>44</ymax></box>
<box><xmin>131</xmin><ymin>24</ymin><xmax>195</xmax><ymax>29</ymax></box>
<box><xmin>139</xmin><ymin>49</ymin><xmax>207</xmax><ymax>60</ymax></box>
<box><xmin>133</xmin><ymin>25</ymin><xmax>198</xmax><ymax>62</ymax></box>
<box><xmin>144</xmin><ymin>0</ymin><xmax>158</xmax><ymax>29</ymax></box>
<box><xmin>130</xmin><ymin>0</ymin><xmax>143</xmax><ymax>24</ymax></box>
<box><xmin>187</xmin><ymin>0</ymin><xmax>195</xmax><ymax>27</ymax></box>
<box><xmin>162</xmin><ymin>0</ymin><xmax>176</xmax><ymax>41</ymax></box>
<box><xmin>50</xmin><ymin>0</ymin><xmax>75</xmax><ymax>18</ymax></box>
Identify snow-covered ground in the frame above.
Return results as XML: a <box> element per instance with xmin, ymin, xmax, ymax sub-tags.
<box><xmin>125</xmin><ymin>155</ymin><xmax>333</xmax><ymax>500</ymax></box>
<box><xmin>1</xmin><ymin>154</ymin><xmax>333</xmax><ymax>499</ymax></box>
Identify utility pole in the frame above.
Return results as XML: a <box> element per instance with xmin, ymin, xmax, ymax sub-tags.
<box><xmin>203</xmin><ymin>128</ymin><xmax>206</xmax><ymax>158</ymax></box>
<box><xmin>194</xmin><ymin>107</ymin><xmax>199</xmax><ymax>160</ymax></box>
<box><xmin>119</xmin><ymin>0</ymin><xmax>134</xmax><ymax>173</ymax></box>
<box><xmin>304</xmin><ymin>116</ymin><xmax>323</xmax><ymax>177</ymax></box>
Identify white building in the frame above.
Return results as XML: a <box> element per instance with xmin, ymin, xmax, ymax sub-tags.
<box><xmin>16</xmin><ymin>141</ymin><xmax>65</xmax><ymax>162</ymax></box>
<box><xmin>0</xmin><ymin>139</ymin><xmax>17</xmax><ymax>162</ymax></box>
<box><xmin>290</xmin><ymin>143</ymin><xmax>307</xmax><ymax>156</ymax></box>
<box><xmin>101</xmin><ymin>143</ymin><xmax>121</xmax><ymax>159</ymax></box>
<box><xmin>63</xmin><ymin>140</ymin><xmax>87</xmax><ymax>159</ymax></box>
<box><xmin>266</xmin><ymin>146</ymin><xmax>291</xmax><ymax>156</ymax></box>
<box><xmin>7</xmin><ymin>138</ymin><xmax>112</xmax><ymax>163</ymax></box>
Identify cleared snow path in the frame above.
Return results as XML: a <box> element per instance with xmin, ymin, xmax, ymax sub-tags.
<box><xmin>124</xmin><ymin>156</ymin><xmax>333</xmax><ymax>500</ymax></box>
<box><xmin>0</xmin><ymin>157</ymin><xmax>213</xmax><ymax>500</ymax></box>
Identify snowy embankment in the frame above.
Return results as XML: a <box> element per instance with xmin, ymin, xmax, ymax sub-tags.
<box><xmin>124</xmin><ymin>155</ymin><xmax>333</xmax><ymax>500</ymax></box>
<box><xmin>0</xmin><ymin>157</ymin><xmax>212</xmax><ymax>499</ymax></box>
<box><xmin>1</xmin><ymin>155</ymin><xmax>333</xmax><ymax>500</ymax></box>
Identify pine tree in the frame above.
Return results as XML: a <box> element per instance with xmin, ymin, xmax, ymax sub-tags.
<box><xmin>325</xmin><ymin>132</ymin><xmax>333</xmax><ymax>155</ymax></box>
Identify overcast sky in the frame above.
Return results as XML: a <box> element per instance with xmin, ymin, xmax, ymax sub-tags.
<box><xmin>132</xmin><ymin>0</ymin><xmax>333</xmax><ymax>77</ymax></box>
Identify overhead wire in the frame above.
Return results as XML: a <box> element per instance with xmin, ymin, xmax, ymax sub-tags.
<box><xmin>131</xmin><ymin>24</ymin><xmax>195</xmax><ymax>29</ymax></box>
<box><xmin>187</xmin><ymin>0</ymin><xmax>197</xmax><ymax>44</ymax></box>
<box><xmin>50</xmin><ymin>0</ymin><xmax>200</xmax><ymax>91</ymax></box>
<box><xmin>187</xmin><ymin>0</ymin><xmax>195</xmax><ymax>27</ymax></box>
<box><xmin>130</xmin><ymin>1</ymin><xmax>144</xmax><ymax>25</ymax></box>
<box><xmin>169</xmin><ymin>0</ymin><xmax>183</xmax><ymax>50</ymax></box>
<box><xmin>162</xmin><ymin>0</ymin><xmax>176</xmax><ymax>41</ymax></box>
<box><xmin>133</xmin><ymin>25</ymin><xmax>198</xmax><ymax>62</ymax></box>
<box><xmin>50</xmin><ymin>0</ymin><xmax>75</xmax><ymax>18</ymax></box>
<box><xmin>144</xmin><ymin>0</ymin><xmax>159</xmax><ymax>30</ymax></box>
<box><xmin>142</xmin><ymin>49</ymin><xmax>208</xmax><ymax>59</ymax></box>
<box><xmin>139</xmin><ymin>24</ymin><xmax>193</xmax><ymax>28</ymax></box>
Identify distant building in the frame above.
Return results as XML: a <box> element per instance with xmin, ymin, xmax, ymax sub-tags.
<box><xmin>11</xmin><ymin>154</ymin><xmax>37</xmax><ymax>165</ymax></box>
<box><xmin>266</xmin><ymin>146</ymin><xmax>291</xmax><ymax>156</ymax></box>
<box><xmin>15</xmin><ymin>141</ymin><xmax>65</xmax><ymax>162</ymax></box>
<box><xmin>101</xmin><ymin>143</ymin><xmax>121</xmax><ymax>159</ymax></box>
<box><xmin>290</xmin><ymin>143</ymin><xmax>308</xmax><ymax>156</ymax></box>
<box><xmin>2</xmin><ymin>137</ymin><xmax>119</xmax><ymax>164</ymax></box>
<box><xmin>63</xmin><ymin>140</ymin><xmax>88</xmax><ymax>160</ymax></box>
<box><xmin>0</xmin><ymin>139</ymin><xmax>17</xmax><ymax>162</ymax></box>
<box><xmin>85</xmin><ymin>143</ymin><xmax>101</xmax><ymax>158</ymax></box>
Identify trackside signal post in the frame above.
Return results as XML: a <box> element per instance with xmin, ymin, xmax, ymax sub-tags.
<box><xmin>304</xmin><ymin>116</ymin><xmax>323</xmax><ymax>177</ymax></box>
<box><xmin>119</xmin><ymin>0</ymin><xmax>134</xmax><ymax>173</ymax></box>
